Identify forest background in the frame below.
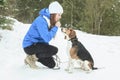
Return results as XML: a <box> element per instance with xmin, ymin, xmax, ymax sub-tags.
<box><xmin>0</xmin><ymin>0</ymin><xmax>120</xmax><ymax>36</ymax></box>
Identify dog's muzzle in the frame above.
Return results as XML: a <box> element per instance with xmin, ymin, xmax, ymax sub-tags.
<box><xmin>61</xmin><ymin>27</ymin><xmax>67</xmax><ymax>33</ymax></box>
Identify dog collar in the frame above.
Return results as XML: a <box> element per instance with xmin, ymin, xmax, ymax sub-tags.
<box><xmin>69</xmin><ymin>37</ymin><xmax>78</xmax><ymax>41</ymax></box>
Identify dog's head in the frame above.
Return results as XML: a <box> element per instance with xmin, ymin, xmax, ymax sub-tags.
<box><xmin>61</xmin><ymin>28</ymin><xmax>76</xmax><ymax>40</ymax></box>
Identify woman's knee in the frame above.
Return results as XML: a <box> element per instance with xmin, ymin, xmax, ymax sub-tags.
<box><xmin>53</xmin><ymin>47</ymin><xmax>58</xmax><ymax>55</ymax></box>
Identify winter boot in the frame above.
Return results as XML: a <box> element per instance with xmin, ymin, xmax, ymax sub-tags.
<box><xmin>53</xmin><ymin>55</ymin><xmax>60</xmax><ymax>70</ymax></box>
<box><xmin>24</xmin><ymin>54</ymin><xmax>40</xmax><ymax>69</ymax></box>
<box><xmin>31</xmin><ymin>54</ymin><xmax>39</xmax><ymax>61</ymax></box>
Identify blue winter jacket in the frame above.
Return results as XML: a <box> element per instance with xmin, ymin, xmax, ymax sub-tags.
<box><xmin>22</xmin><ymin>8</ymin><xmax>58</xmax><ymax>48</ymax></box>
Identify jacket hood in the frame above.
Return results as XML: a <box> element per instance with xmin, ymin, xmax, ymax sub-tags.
<box><xmin>39</xmin><ymin>8</ymin><xmax>50</xmax><ymax>19</ymax></box>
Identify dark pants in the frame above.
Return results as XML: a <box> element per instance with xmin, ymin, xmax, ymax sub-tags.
<box><xmin>24</xmin><ymin>43</ymin><xmax>58</xmax><ymax>68</ymax></box>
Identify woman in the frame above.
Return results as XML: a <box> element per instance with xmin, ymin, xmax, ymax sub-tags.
<box><xmin>22</xmin><ymin>1</ymin><xmax>63</xmax><ymax>69</ymax></box>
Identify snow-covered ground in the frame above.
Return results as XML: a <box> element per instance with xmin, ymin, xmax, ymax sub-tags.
<box><xmin>0</xmin><ymin>18</ymin><xmax>120</xmax><ymax>80</ymax></box>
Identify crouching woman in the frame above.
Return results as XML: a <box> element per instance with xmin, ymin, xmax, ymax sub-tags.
<box><xmin>22</xmin><ymin>1</ymin><xmax>63</xmax><ymax>69</ymax></box>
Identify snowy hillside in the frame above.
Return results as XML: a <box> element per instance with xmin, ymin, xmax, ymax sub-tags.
<box><xmin>0</xmin><ymin>18</ymin><xmax>120</xmax><ymax>80</ymax></box>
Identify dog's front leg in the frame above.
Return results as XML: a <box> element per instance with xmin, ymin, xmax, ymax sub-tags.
<box><xmin>66</xmin><ymin>58</ymin><xmax>74</xmax><ymax>73</ymax></box>
<box><xmin>65</xmin><ymin>58</ymin><xmax>72</xmax><ymax>71</ymax></box>
<box><xmin>65</xmin><ymin>41</ymin><xmax>73</xmax><ymax>73</ymax></box>
<box><xmin>65</xmin><ymin>57</ymin><xmax>70</xmax><ymax>71</ymax></box>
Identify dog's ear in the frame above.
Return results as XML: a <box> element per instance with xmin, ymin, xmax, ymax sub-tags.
<box><xmin>69</xmin><ymin>30</ymin><xmax>76</xmax><ymax>38</ymax></box>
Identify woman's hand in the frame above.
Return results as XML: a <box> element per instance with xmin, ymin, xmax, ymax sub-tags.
<box><xmin>55</xmin><ymin>21</ymin><xmax>61</xmax><ymax>27</ymax></box>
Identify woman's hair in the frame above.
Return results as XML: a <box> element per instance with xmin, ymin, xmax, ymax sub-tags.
<box><xmin>50</xmin><ymin>14</ymin><xmax>57</xmax><ymax>29</ymax></box>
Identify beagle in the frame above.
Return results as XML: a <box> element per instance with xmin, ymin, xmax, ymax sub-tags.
<box><xmin>61</xmin><ymin>28</ymin><xmax>97</xmax><ymax>73</ymax></box>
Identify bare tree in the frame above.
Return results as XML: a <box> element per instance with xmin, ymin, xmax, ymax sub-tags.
<box><xmin>84</xmin><ymin>0</ymin><xmax>114</xmax><ymax>34</ymax></box>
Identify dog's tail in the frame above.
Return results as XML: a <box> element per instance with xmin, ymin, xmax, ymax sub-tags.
<box><xmin>92</xmin><ymin>67</ymin><xmax>98</xmax><ymax>70</ymax></box>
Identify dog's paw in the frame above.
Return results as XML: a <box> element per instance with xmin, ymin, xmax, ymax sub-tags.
<box><xmin>65</xmin><ymin>68</ymin><xmax>69</xmax><ymax>71</ymax></box>
<box><xmin>86</xmin><ymin>69</ymin><xmax>92</xmax><ymax>73</ymax></box>
<box><xmin>65</xmin><ymin>68</ymin><xmax>73</xmax><ymax>73</ymax></box>
<box><xmin>67</xmin><ymin>69</ymin><xmax>73</xmax><ymax>73</ymax></box>
<box><xmin>68</xmin><ymin>70</ymin><xmax>73</xmax><ymax>73</ymax></box>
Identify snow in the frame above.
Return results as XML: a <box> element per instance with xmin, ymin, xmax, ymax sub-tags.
<box><xmin>0</xmin><ymin>18</ymin><xmax>120</xmax><ymax>80</ymax></box>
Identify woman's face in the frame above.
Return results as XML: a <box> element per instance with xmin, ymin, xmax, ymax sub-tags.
<box><xmin>50</xmin><ymin>13</ymin><xmax>62</xmax><ymax>26</ymax></box>
<box><xmin>54</xmin><ymin>13</ymin><xmax>62</xmax><ymax>22</ymax></box>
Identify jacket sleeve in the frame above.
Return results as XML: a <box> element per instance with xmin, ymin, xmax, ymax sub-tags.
<box><xmin>35</xmin><ymin>18</ymin><xmax>58</xmax><ymax>43</ymax></box>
